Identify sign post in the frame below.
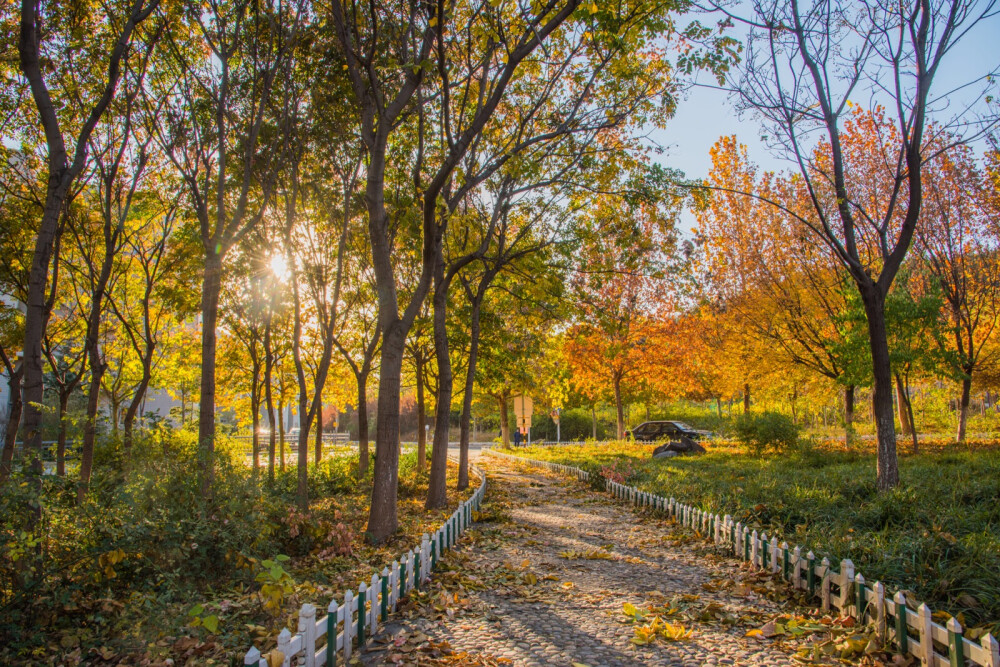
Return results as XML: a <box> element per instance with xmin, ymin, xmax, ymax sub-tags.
<box><xmin>512</xmin><ymin>395</ymin><xmax>533</xmax><ymax>446</ymax></box>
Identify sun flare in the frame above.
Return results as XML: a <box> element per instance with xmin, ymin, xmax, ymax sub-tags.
<box><xmin>269</xmin><ymin>254</ymin><xmax>289</xmax><ymax>281</ymax></box>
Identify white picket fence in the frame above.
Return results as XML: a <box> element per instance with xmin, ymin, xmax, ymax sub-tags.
<box><xmin>485</xmin><ymin>449</ymin><xmax>1000</xmax><ymax>667</ymax></box>
<box><xmin>243</xmin><ymin>460</ymin><xmax>487</xmax><ymax>667</ymax></box>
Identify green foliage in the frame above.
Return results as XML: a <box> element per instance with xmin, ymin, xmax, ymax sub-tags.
<box><xmin>731</xmin><ymin>411</ymin><xmax>801</xmax><ymax>455</ymax></box>
<box><xmin>254</xmin><ymin>555</ymin><xmax>295</xmax><ymax>615</ymax></box>
<box><xmin>0</xmin><ymin>428</ymin><xmax>374</xmax><ymax>660</ymax></box>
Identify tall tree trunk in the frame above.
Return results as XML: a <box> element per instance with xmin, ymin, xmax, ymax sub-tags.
<box><xmin>251</xmin><ymin>382</ymin><xmax>260</xmax><ymax>473</ymax></box>
<box><xmin>197</xmin><ymin>251</ymin><xmax>224</xmax><ymax>496</ymax></box>
<box><xmin>899</xmin><ymin>373</ymin><xmax>918</xmax><ymax>454</ymax></box>
<box><xmin>716</xmin><ymin>396</ymin><xmax>723</xmax><ymax>418</ymax></box>
<box><xmin>498</xmin><ymin>394</ymin><xmax>510</xmax><ymax>447</ymax></box>
<box><xmin>844</xmin><ymin>384</ymin><xmax>856</xmax><ymax>443</ymax></box>
<box><xmin>415</xmin><ymin>356</ymin><xmax>426</xmax><ymax>471</ymax></box>
<box><xmin>0</xmin><ymin>369</ymin><xmax>24</xmax><ymax>484</ymax></box>
<box><xmin>315</xmin><ymin>392</ymin><xmax>323</xmax><ymax>465</ymax></box>
<box><xmin>956</xmin><ymin>375</ymin><xmax>972</xmax><ymax>444</ymax></box>
<box><xmin>278</xmin><ymin>399</ymin><xmax>285</xmax><ymax>471</ymax></box>
<box><xmin>613</xmin><ymin>374</ymin><xmax>624</xmax><ymax>439</ymax></box>
<box><xmin>78</xmin><ymin>363</ymin><xmax>105</xmax><ymax>503</ymax></box>
<box><xmin>456</xmin><ymin>299</ymin><xmax>483</xmax><ymax>491</ymax></box>
<box><xmin>357</xmin><ymin>372</ymin><xmax>369</xmax><ymax>476</ymax></box>
<box><xmin>743</xmin><ymin>383</ymin><xmax>750</xmax><ymax>414</ymax></box>
<box><xmin>19</xmin><ymin>194</ymin><xmax>64</xmax><ymax>484</ymax></box>
<box><xmin>427</xmin><ymin>266</ymin><xmax>452</xmax><ymax>510</ymax></box>
<box><xmin>367</xmin><ymin>324</ymin><xmax>406</xmax><ymax>541</ymax></box>
<box><xmin>860</xmin><ymin>288</ymin><xmax>900</xmax><ymax>490</ymax></box>
<box><xmin>78</xmin><ymin>243</ymin><xmax>116</xmax><ymax>502</ymax></box>
<box><xmin>591</xmin><ymin>404</ymin><xmax>597</xmax><ymax>440</ymax></box>
<box><xmin>264</xmin><ymin>322</ymin><xmax>276</xmax><ymax>484</ymax></box>
<box><xmin>56</xmin><ymin>391</ymin><xmax>69</xmax><ymax>476</ymax></box>
<box><xmin>895</xmin><ymin>374</ymin><xmax>912</xmax><ymax>436</ymax></box>
<box><xmin>123</xmin><ymin>353</ymin><xmax>153</xmax><ymax>453</ymax></box>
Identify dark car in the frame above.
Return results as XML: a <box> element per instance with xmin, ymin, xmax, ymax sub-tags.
<box><xmin>626</xmin><ymin>421</ymin><xmax>714</xmax><ymax>442</ymax></box>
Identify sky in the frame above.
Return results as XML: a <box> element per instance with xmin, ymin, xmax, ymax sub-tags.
<box><xmin>654</xmin><ymin>7</ymin><xmax>1000</xmax><ymax>236</ymax></box>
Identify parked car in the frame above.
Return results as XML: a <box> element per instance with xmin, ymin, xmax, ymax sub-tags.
<box><xmin>626</xmin><ymin>421</ymin><xmax>715</xmax><ymax>442</ymax></box>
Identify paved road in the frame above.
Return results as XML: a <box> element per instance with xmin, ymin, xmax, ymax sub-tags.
<box><xmin>362</xmin><ymin>456</ymin><xmax>803</xmax><ymax>667</ymax></box>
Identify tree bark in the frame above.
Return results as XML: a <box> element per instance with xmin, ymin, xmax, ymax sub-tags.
<box><xmin>123</xmin><ymin>352</ymin><xmax>153</xmax><ymax>453</ymax></box>
<box><xmin>591</xmin><ymin>404</ymin><xmax>597</xmax><ymax>440</ymax></box>
<box><xmin>251</xmin><ymin>379</ymin><xmax>260</xmax><ymax>473</ymax></box>
<box><xmin>499</xmin><ymin>394</ymin><xmax>510</xmax><ymax>447</ymax></box>
<box><xmin>613</xmin><ymin>374</ymin><xmax>624</xmax><ymax>439</ymax></box>
<box><xmin>426</xmin><ymin>262</ymin><xmax>452</xmax><ymax>510</ymax></box>
<box><xmin>895</xmin><ymin>374</ymin><xmax>912</xmax><ymax>436</ymax></box>
<box><xmin>56</xmin><ymin>391</ymin><xmax>69</xmax><ymax>476</ymax></box>
<box><xmin>78</xmin><ymin>361</ymin><xmax>104</xmax><ymax>503</ymax></box>
<box><xmin>456</xmin><ymin>298</ymin><xmax>483</xmax><ymax>491</ymax></box>
<box><xmin>860</xmin><ymin>287</ymin><xmax>899</xmax><ymax>490</ymax></box>
<box><xmin>278</xmin><ymin>399</ymin><xmax>285</xmax><ymax>471</ymax></box>
<box><xmin>743</xmin><ymin>383</ymin><xmax>750</xmax><ymax>414</ymax></box>
<box><xmin>416</xmin><ymin>355</ymin><xmax>426</xmax><ymax>471</ymax></box>
<box><xmin>315</xmin><ymin>390</ymin><xmax>323</xmax><ymax>465</ymax></box>
<box><xmin>197</xmin><ymin>251</ymin><xmax>224</xmax><ymax>495</ymax></box>
<box><xmin>264</xmin><ymin>319</ymin><xmax>277</xmax><ymax>484</ymax></box>
<box><xmin>844</xmin><ymin>384</ymin><xmax>856</xmax><ymax>443</ymax></box>
<box><xmin>367</xmin><ymin>324</ymin><xmax>406</xmax><ymax>540</ymax></box>
<box><xmin>897</xmin><ymin>373</ymin><xmax>918</xmax><ymax>454</ymax></box>
<box><xmin>357</xmin><ymin>372</ymin><xmax>370</xmax><ymax>476</ymax></box>
<box><xmin>0</xmin><ymin>369</ymin><xmax>24</xmax><ymax>484</ymax></box>
<box><xmin>956</xmin><ymin>375</ymin><xmax>972</xmax><ymax>444</ymax></box>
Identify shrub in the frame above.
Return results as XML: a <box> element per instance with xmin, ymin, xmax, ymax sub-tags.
<box><xmin>731</xmin><ymin>411</ymin><xmax>800</xmax><ymax>455</ymax></box>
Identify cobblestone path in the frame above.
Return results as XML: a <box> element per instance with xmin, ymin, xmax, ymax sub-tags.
<box><xmin>363</xmin><ymin>456</ymin><xmax>808</xmax><ymax>667</ymax></box>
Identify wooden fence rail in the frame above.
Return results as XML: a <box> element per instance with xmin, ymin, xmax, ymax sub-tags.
<box><xmin>243</xmin><ymin>459</ymin><xmax>487</xmax><ymax>666</ymax></box>
<box><xmin>485</xmin><ymin>449</ymin><xmax>1000</xmax><ymax>667</ymax></box>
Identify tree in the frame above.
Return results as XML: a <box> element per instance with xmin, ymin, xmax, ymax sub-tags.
<box><xmin>917</xmin><ymin>142</ymin><xmax>1000</xmax><ymax>442</ymax></box>
<box><xmin>154</xmin><ymin>0</ymin><xmax>302</xmax><ymax>494</ymax></box>
<box><xmin>330</xmin><ymin>0</ymin><xmax>584</xmax><ymax>540</ymax></box>
<box><xmin>15</xmin><ymin>0</ymin><xmax>160</xmax><ymax>486</ymax></box>
<box><xmin>713</xmin><ymin>0</ymin><xmax>999</xmax><ymax>488</ymax></box>
<box><xmin>696</xmin><ymin>136</ymin><xmax>863</xmax><ymax>436</ymax></box>
<box><xmin>568</xmin><ymin>193</ymin><xmax>672</xmax><ymax>438</ymax></box>
<box><xmin>69</xmin><ymin>54</ymin><xmax>161</xmax><ymax>499</ymax></box>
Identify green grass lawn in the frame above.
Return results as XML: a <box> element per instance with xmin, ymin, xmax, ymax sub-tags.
<box><xmin>509</xmin><ymin>439</ymin><xmax>1000</xmax><ymax>633</ymax></box>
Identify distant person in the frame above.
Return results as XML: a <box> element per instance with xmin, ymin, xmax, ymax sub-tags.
<box><xmin>514</xmin><ymin>429</ymin><xmax>523</xmax><ymax>447</ymax></box>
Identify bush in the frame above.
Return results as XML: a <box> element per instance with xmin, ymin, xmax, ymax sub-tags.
<box><xmin>731</xmin><ymin>411</ymin><xmax>800</xmax><ymax>455</ymax></box>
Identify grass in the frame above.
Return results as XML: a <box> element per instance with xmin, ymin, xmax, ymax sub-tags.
<box><xmin>509</xmin><ymin>439</ymin><xmax>1000</xmax><ymax>633</ymax></box>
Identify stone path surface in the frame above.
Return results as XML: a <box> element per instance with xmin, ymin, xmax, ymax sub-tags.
<box><xmin>362</xmin><ymin>456</ymin><xmax>810</xmax><ymax>666</ymax></box>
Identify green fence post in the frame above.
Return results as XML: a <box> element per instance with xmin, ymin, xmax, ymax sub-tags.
<box><xmin>894</xmin><ymin>592</ymin><xmax>908</xmax><ymax>655</ymax></box>
<box><xmin>381</xmin><ymin>568</ymin><xmax>389</xmax><ymax>622</ymax></box>
<box><xmin>807</xmin><ymin>551</ymin><xmax>816</xmax><ymax>595</ymax></box>
<box><xmin>327</xmin><ymin>601</ymin><xmax>337</xmax><ymax>667</ymax></box>
<box><xmin>856</xmin><ymin>574</ymin><xmax>867</xmax><ymax>622</ymax></box>
<box><xmin>947</xmin><ymin>617</ymin><xmax>965</xmax><ymax>667</ymax></box>
<box><xmin>357</xmin><ymin>584</ymin><xmax>367</xmax><ymax>646</ymax></box>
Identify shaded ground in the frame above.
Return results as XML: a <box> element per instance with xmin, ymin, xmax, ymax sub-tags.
<box><xmin>361</xmin><ymin>457</ymin><xmax>818</xmax><ymax>667</ymax></box>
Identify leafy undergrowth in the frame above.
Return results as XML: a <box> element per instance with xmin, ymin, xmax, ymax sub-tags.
<box><xmin>0</xmin><ymin>437</ymin><xmax>476</xmax><ymax>666</ymax></box>
<box><xmin>506</xmin><ymin>439</ymin><xmax>1000</xmax><ymax>633</ymax></box>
